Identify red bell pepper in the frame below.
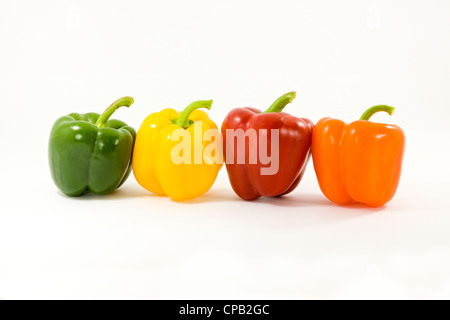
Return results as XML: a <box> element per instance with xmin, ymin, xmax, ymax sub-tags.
<box><xmin>221</xmin><ymin>92</ymin><xmax>313</xmax><ymax>200</ymax></box>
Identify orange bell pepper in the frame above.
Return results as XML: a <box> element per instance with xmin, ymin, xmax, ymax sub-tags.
<box><xmin>312</xmin><ymin>105</ymin><xmax>405</xmax><ymax>207</ymax></box>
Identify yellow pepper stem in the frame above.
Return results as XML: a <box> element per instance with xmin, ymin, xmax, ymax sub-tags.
<box><xmin>174</xmin><ymin>100</ymin><xmax>213</xmax><ymax>128</ymax></box>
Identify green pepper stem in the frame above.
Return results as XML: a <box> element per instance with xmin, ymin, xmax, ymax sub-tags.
<box><xmin>95</xmin><ymin>96</ymin><xmax>134</xmax><ymax>128</ymax></box>
<box><xmin>174</xmin><ymin>100</ymin><xmax>213</xmax><ymax>128</ymax></box>
<box><xmin>359</xmin><ymin>105</ymin><xmax>395</xmax><ymax>121</ymax></box>
<box><xmin>263</xmin><ymin>91</ymin><xmax>297</xmax><ymax>113</ymax></box>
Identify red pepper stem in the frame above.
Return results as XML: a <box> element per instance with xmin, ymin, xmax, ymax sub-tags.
<box><xmin>95</xmin><ymin>96</ymin><xmax>134</xmax><ymax>128</ymax></box>
<box><xmin>359</xmin><ymin>105</ymin><xmax>395</xmax><ymax>121</ymax></box>
<box><xmin>263</xmin><ymin>91</ymin><xmax>297</xmax><ymax>113</ymax></box>
<box><xmin>174</xmin><ymin>100</ymin><xmax>213</xmax><ymax>128</ymax></box>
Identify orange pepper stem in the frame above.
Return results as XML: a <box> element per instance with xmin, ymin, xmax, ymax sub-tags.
<box><xmin>174</xmin><ymin>100</ymin><xmax>213</xmax><ymax>128</ymax></box>
<box><xmin>360</xmin><ymin>105</ymin><xmax>395</xmax><ymax>121</ymax></box>
<box><xmin>263</xmin><ymin>91</ymin><xmax>297</xmax><ymax>113</ymax></box>
<box><xmin>95</xmin><ymin>96</ymin><xmax>134</xmax><ymax>128</ymax></box>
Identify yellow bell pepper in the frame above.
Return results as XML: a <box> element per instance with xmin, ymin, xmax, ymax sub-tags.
<box><xmin>133</xmin><ymin>100</ymin><xmax>222</xmax><ymax>201</ymax></box>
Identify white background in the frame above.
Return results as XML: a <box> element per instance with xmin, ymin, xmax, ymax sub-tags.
<box><xmin>0</xmin><ymin>0</ymin><xmax>449</xmax><ymax>300</ymax></box>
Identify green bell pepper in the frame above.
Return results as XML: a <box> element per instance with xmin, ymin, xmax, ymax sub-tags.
<box><xmin>49</xmin><ymin>96</ymin><xmax>136</xmax><ymax>197</ymax></box>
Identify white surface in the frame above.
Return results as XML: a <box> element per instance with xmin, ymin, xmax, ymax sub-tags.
<box><xmin>1</xmin><ymin>0</ymin><xmax>450</xmax><ymax>300</ymax></box>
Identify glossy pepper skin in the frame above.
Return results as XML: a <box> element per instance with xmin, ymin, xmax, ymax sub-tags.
<box><xmin>49</xmin><ymin>97</ymin><xmax>136</xmax><ymax>197</ymax></box>
<box><xmin>312</xmin><ymin>105</ymin><xmax>405</xmax><ymax>207</ymax></box>
<box><xmin>222</xmin><ymin>92</ymin><xmax>313</xmax><ymax>200</ymax></box>
<box><xmin>133</xmin><ymin>100</ymin><xmax>222</xmax><ymax>201</ymax></box>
